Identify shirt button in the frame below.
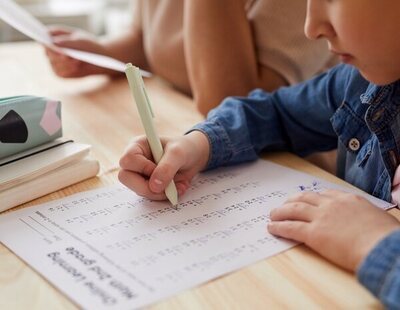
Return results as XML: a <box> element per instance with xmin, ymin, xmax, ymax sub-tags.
<box><xmin>348</xmin><ymin>138</ymin><xmax>360</xmax><ymax>151</ymax></box>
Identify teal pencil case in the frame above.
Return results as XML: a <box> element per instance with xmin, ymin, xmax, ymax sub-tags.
<box><xmin>0</xmin><ymin>96</ymin><xmax>62</xmax><ymax>159</ymax></box>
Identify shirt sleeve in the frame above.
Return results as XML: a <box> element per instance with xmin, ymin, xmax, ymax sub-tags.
<box><xmin>189</xmin><ymin>64</ymin><xmax>352</xmax><ymax>170</ymax></box>
<box><xmin>357</xmin><ymin>229</ymin><xmax>400</xmax><ymax>309</ymax></box>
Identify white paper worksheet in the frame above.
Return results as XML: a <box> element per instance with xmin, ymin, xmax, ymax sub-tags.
<box><xmin>0</xmin><ymin>0</ymin><xmax>151</xmax><ymax>77</ymax></box>
<box><xmin>0</xmin><ymin>160</ymin><xmax>392</xmax><ymax>309</ymax></box>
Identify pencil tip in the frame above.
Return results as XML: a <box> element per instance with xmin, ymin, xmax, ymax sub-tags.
<box><xmin>165</xmin><ymin>183</ymin><xmax>178</xmax><ymax>206</ymax></box>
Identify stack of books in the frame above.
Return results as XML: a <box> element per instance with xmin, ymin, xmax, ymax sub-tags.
<box><xmin>0</xmin><ymin>96</ymin><xmax>99</xmax><ymax>212</ymax></box>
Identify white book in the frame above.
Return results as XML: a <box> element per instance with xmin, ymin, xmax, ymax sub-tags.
<box><xmin>0</xmin><ymin>157</ymin><xmax>99</xmax><ymax>212</ymax></box>
<box><xmin>0</xmin><ymin>139</ymin><xmax>91</xmax><ymax>191</ymax></box>
<box><xmin>0</xmin><ymin>140</ymin><xmax>100</xmax><ymax>212</ymax></box>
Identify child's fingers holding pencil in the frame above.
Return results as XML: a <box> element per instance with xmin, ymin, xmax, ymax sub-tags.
<box><xmin>118</xmin><ymin>169</ymin><xmax>166</xmax><ymax>201</ymax></box>
<box><xmin>149</xmin><ymin>144</ymin><xmax>186</xmax><ymax>194</ymax></box>
<box><xmin>119</xmin><ymin>140</ymin><xmax>157</xmax><ymax>177</ymax></box>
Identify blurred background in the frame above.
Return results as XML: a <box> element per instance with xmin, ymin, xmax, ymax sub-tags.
<box><xmin>0</xmin><ymin>0</ymin><xmax>133</xmax><ymax>42</ymax></box>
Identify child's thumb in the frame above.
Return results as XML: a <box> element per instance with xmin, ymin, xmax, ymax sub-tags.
<box><xmin>149</xmin><ymin>152</ymin><xmax>182</xmax><ymax>194</ymax></box>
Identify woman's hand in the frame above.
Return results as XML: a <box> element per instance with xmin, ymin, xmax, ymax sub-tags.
<box><xmin>45</xmin><ymin>26</ymin><xmax>114</xmax><ymax>77</ymax></box>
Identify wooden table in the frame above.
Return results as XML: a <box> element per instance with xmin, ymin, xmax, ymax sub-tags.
<box><xmin>0</xmin><ymin>42</ymin><xmax>398</xmax><ymax>309</ymax></box>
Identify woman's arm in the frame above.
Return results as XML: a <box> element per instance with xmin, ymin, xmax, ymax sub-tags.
<box><xmin>102</xmin><ymin>0</ymin><xmax>150</xmax><ymax>72</ymax></box>
<box><xmin>183</xmin><ymin>0</ymin><xmax>286</xmax><ymax>115</ymax></box>
<box><xmin>101</xmin><ymin>26</ymin><xmax>150</xmax><ymax>72</ymax></box>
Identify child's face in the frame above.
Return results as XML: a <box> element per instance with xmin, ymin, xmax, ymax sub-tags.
<box><xmin>305</xmin><ymin>0</ymin><xmax>400</xmax><ymax>85</ymax></box>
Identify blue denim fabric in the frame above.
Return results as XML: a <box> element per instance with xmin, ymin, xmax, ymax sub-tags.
<box><xmin>189</xmin><ymin>64</ymin><xmax>400</xmax><ymax>307</ymax></box>
<box><xmin>191</xmin><ymin>64</ymin><xmax>400</xmax><ymax>201</ymax></box>
<box><xmin>358</xmin><ymin>230</ymin><xmax>400</xmax><ymax>310</ymax></box>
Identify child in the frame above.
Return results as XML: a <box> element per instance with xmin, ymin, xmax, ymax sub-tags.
<box><xmin>118</xmin><ymin>0</ymin><xmax>400</xmax><ymax>307</ymax></box>
<box><xmin>44</xmin><ymin>0</ymin><xmax>335</xmax><ymax>115</ymax></box>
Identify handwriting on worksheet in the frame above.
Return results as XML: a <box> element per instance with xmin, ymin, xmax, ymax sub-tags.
<box><xmin>0</xmin><ymin>160</ymin><xmax>392</xmax><ymax>309</ymax></box>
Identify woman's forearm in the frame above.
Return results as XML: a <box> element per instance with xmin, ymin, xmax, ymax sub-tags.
<box><xmin>101</xmin><ymin>26</ymin><xmax>150</xmax><ymax>72</ymax></box>
<box><xmin>183</xmin><ymin>0</ymin><xmax>285</xmax><ymax>115</ymax></box>
<box><xmin>184</xmin><ymin>0</ymin><xmax>257</xmax><ymax>114</ymax></box>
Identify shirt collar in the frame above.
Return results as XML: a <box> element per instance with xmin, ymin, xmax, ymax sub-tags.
<box><xmin>360</xmin><ymin>83</ymin><xmax>382</xmax><ymax>105</ymax></box>
<box><xmin>360</xmin><ymin>81</ymin><xmax>399</xmax><ymax>105</ymax></box>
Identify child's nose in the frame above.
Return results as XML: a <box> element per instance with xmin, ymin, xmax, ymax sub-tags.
<box><xmin>304</xmin><ymin>1</ymin><xmax>335</xmax><ymax>41</ymax></box>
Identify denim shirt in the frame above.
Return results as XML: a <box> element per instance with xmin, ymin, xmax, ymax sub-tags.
<box><xmin>190</xmin><ymin>64</ymin><xmax>400</xmax><ymax>308</ymax></box>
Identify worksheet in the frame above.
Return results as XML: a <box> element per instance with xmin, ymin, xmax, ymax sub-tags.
<box><xmin>0</xmin><ymin>0</ymin><xmax>151</xmax><ymax>77</ymax></box>
<box><xmin>0</xmin><ymin>160</ymin><xmax>392</xmax><ymax>309</ymax></box>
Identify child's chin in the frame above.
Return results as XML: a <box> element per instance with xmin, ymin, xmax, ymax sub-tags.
<box><xmin>359</xmin><ymin>70</ymin><xmax>399</xmax><ymax>86</ymax></box>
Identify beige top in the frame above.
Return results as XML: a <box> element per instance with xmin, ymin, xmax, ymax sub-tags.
<box><xmin>132</xmin><ymin>0</ymin><xmax>336</xmax><ymax>88</ymax></box>
<box><xmin>247</xmin><ymin>0</ymin><xmax>337</xmax><ymax>84</ymax></box>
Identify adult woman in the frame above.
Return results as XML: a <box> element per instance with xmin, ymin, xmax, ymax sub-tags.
<box><xmin>46</xmin><ymin>0</ymin><xmax>334</xmax><ymax>115</ymax></box>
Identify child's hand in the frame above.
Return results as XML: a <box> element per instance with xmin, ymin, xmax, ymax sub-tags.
<box><xmin>45</xmin><ymin>26</ymin><xmax>112</xmax><ymax>77</ymax></box>
<box><xmin>118</xmin><ymin>131</ymin><xmax>210</xmax><ymax>201</ymax></box>
<box><xmin>268</xmin><ymin>190</ymin><xmax>400</xmax><ymax>271</ymax></box>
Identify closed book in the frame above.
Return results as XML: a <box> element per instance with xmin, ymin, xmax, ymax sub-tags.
<box><xmin>0</xmin><ymin>140</ymin><xmax>100</xmax><ymax>212</ymax></box>
<box><xmin>0</xmin><ymin>157</ymin><xmax>100</xmax><ymax>212</ymax></box>
<box><xmin>0</xmin><ymin>95</ymin><xmax>62</xmax><ymax>159</ymax></box>
<box><xmin>0</xmin><ymin>139</ymin><xmax>90</xmax><ymax>191</ymax></box>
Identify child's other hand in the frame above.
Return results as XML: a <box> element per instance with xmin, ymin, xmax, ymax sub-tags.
<box><xmin>118</xmin><ymin>131</ymin><xmax>210</xmax><ymax>201</ymax></box>
<box><xmin>268</xmin><ymin>190</ymin><xmax>400</xmax><ymax>271</ymax></box>
<box><xmin>45</xmin><ymin>26</ymin><xmax>112</xmax><ymax>77</ymax></box>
